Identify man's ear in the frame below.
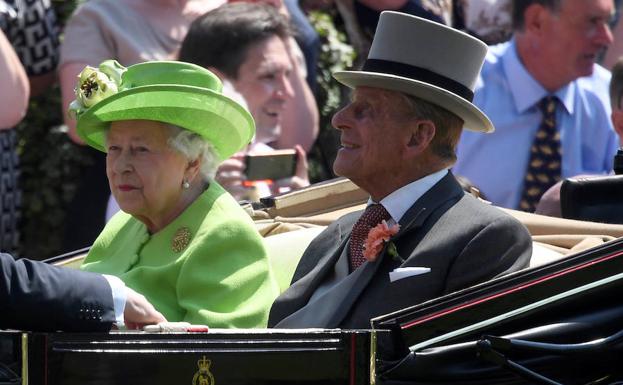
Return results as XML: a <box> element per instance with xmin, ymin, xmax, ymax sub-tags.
<box><xmin>611</xmin><ymin>110</ymin><xmax>623</xmax><ymax>143</ymax></box>
<box><xmin>406</xmin><ymin>120</ymin><xmax>436</xmax><ymax>156</ymax></box>
<box><xmin>523</xmin><ymin>3</ymin><xmax>549</xmax><ymax>36</ymax></box>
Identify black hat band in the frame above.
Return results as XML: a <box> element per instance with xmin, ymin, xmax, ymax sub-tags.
<box><xmin>362</xmin><ymin>59</ymin><xmax>474</xmax><ymax>102</ymax></box>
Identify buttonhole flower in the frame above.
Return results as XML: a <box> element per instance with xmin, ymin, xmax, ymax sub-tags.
<box><xmin>362</xmin><ymin>220</ymin><xmax>400</xmax><ymax>262</ymax></box>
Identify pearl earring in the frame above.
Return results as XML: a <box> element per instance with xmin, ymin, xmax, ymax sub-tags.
<box><xmin>182</xmin><ymin>180</ymin><xmax>190</xmax><ymax>189</ymax></box>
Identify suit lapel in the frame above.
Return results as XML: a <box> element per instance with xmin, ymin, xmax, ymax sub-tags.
<box><xmin>394</xmin><ymin>172</ymin><xmax>464</xmax><ymax>242</ymax></box>
<box><xmin>325</xmin><ymin>245</ymin><xmax>385</xmax><ymax>326</ymax></box>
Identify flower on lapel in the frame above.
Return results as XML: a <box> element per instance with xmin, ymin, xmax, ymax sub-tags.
<box><xmin>363</xmin><ymin>220</ymin><xmax>400</xmax><ymax>262</ymax></box>
<box><xmin>68</xmin><ymin>60</ymin><xmax>126</xmax><ymax>118</ymax></box>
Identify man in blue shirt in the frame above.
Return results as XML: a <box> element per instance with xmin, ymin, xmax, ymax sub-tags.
<box><xmin>454</xmin><ymin>0</ymin><xmax>618</xmax><ymax>210</ymax></box>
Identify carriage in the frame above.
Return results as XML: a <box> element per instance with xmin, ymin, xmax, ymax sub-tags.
<box><xmin>2</xmin><ymin>178</ymin><xmax>623</xmax><ymax>385</ymax></box>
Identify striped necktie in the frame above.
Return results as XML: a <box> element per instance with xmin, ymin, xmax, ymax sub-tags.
<box><xmin>519</xmin><ymin>96</ymin><xmax>561</xmax><ymax>212</ymax></box>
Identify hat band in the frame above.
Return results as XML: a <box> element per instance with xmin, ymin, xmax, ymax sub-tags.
<box><xmin>362</xmin><ymin>59</ymin><xmax>474</xmax><ymax>102</ymax></box>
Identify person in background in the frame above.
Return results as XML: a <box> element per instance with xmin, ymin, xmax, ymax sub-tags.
<box><xmin>0</xmin><ymin>0</ymin><xmax>59</xmax><ymax>255</ymax></box>
<box><xmin>284</xmin><ymin>0</ymin><xmax>321</xmax><ymax>91</ymax></box>
<box><xmin>596</xmin><ymin>0</ymin><xmax>623</xmax><ymax>69</ymax></box>
<box><xmin>268</xmin><ymin>12</ymin><xmax>531</xmax><ymax>329</ymax></box>
<box><xmin>609</xmin><ymin>57</ymin><xmax>623</xmax><ymax>141</ymax></box>
<box><xmin>1</xmin><ymin>0</ymin><xmax>59</xmax><ymax>97</ymax></box>
<box><xmin>535</xmin><ymin>56</ymin><xmax>623</xmax><ymax>217</ymax></box>
<box><xmin>0</xmin><ymin>29</ymin><xmax>28</xmax><ymax>129</ymax></box>
<box><xmin>454</xmin><ymin>0</ymin><xmax>617</xmax><ymax>212</ymax></box>
<box><xmin>58</xmin><ymin>0</ymin><xmax>224</xmax><ymax>253</ymax></box>
<box><xmin>459</xmin><ymin>0</ymin><xmax>513</xmax><ymax>44</ymax></box>
<box><xmin>1</xmin><ymin>253</ymin><xmax>165</xmax><ymax>332</ymax></box>
<box><xmin>71</xmin><ymin>60</ymin><xmax>278</xmax><ymax>328</ymax></box>
<box><xmin>179</xmin><ymin>2</ymin><xmax>315</xmax><ymax>200</ymax></box>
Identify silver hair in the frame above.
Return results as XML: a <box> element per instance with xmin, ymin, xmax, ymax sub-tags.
<box><xmin>165</xmin><ymin>124</ymin><xmax>220</xmax><ymax>182</ymax></box>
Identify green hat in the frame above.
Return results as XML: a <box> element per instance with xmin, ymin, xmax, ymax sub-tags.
<box><xmin>70</xmin><ymin>60</ymin><xmax>255</xmax><ymax>161</ymax></box>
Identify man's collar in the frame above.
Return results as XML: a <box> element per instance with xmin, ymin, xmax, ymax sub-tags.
<box><xmin>367</xmin><ymin>169</ymin><xmax>449</xmax><ymax>223</ymax></box>
<box><xmin>502</xmin><ymin>39</ymin><xmax>574</xmax><ymax>115</ymax></box>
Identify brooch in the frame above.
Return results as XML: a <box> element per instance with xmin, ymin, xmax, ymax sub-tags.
<box><xmin>172</xmin><ymin>227</ymin><xmax>192</xmax><ymax>252</ymax></box>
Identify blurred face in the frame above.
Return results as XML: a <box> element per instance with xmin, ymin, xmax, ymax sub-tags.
<box><xmin>106</xmin><ymin>120</ymin><xmax>189</xmax><ymax>231</ymax></box>
<box><xmin>332</xmin><ymin>87</ymin><xmax>411</xmax><ymax>192</ymax></box>
<box><xmin>231</xmin><ymin>36</ymin><xmax>294</xmax><ymax>139</ymax></box>
<box><xmin>539</xmin><ymin>0</ymin><xmax>613</xmax><ymax>84</ymax></box>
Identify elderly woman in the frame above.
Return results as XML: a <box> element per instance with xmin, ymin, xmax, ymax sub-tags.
<box><xmin>69</xmin><ymin>60</ymin><xmax>279</xmax><ymax>328</ymax></box>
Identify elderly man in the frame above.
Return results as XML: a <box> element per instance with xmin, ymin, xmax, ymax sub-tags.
<box><xmin>268</xmin><ymin>12</ymin><xmax>532</xmax><ymax>329</ymax></box>
<box><xmin>1</xmin><ymin>254</ymin><xmax>165</xmax><ymax>332</ymax></box>
<box><xmin>454</xmin><ymin>0</ymin><xmax>618</xmax><ymax>212</ymax></box>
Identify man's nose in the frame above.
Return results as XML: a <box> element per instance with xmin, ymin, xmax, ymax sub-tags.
<box><xmin>331</xmin><ymin>104</ymin><xmax>351</xmax><ymax>131</ymax></box>
<box><xmin>276</xmin><ymin>74</ymin><xmax>295</xmax><ymax>100</ymax></box>
<box><xmin>595</xmin><ymin>21</ymin><xmax>614</xmax><ymax>47</ymax></box>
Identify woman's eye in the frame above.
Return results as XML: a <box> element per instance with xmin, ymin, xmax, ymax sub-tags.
<box><xmin>107</xmin><ymin>145</ymin><xmax>120</xmax><ymax>152</ymax></box>
<box><xmin>135</xmin><ymin>146</ymin><xmax>149</xmax><ymax>153</ymax></box>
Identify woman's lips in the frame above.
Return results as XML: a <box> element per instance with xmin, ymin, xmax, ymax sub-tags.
<box><xmin>117</xmin><ymin>185</ymin><xmax>137</xmax><ymax>192</ymax></box>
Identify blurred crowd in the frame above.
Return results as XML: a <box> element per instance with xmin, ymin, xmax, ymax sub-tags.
<box><xmin>2</xmin><ymin>0</ymin><xmax>623</xmax><ymax>258</ymax></box>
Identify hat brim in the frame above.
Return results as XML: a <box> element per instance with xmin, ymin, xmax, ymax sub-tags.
<box><xmin>76</xmin><ymin>84</ymin><xmax>254</xmax><ymax>160</ymax></box>
<box><xmin>333</xmin><ymin>70</ymin><xmax>494</xmax><ymax>133</ymax></box>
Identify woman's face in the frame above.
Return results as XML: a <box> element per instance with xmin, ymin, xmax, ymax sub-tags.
<box><xmin>106</xmin><ymin>120</ymin><xmax>190</xmax><ymax>230</ymax></box>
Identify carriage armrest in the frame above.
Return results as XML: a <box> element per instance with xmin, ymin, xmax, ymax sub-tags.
<box><xmin>560</xmin><ymin>175</ymin><xmax>623</xmax><ymax>224</ymax></box>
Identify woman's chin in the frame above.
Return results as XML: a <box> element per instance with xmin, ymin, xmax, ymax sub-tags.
<box><xmin>115</xmin><ymin>201</ymin><xmax>142</xmax><ymax>217</ymax></box>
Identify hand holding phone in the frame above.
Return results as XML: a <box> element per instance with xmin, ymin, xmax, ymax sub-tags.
<box><xmin>244</xmin><ymin>149</ymin><xmax>297</xmax><ymax>181</ymax></box>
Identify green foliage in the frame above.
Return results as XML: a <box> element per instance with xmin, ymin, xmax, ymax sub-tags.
<box><xmin>307</xmin><ymin>10</ymin><xmax>356</xmax><ymax>183</ymax></box>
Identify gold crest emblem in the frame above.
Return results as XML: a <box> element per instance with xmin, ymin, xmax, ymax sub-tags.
<box><xmin>192</xmin><ymin>356</ymin><xmax>215</xmax><ymax>385</ymax></box>
<box><xmin>172</xmin><ymin>227</ymin><xmax>192</xmax><ymax>252</ymax></box>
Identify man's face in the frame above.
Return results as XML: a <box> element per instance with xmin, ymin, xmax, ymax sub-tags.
<box><xmin>332</xmin><ymin>87</ymin><xmax>412</xmax><ymax>191</ymax></box>
<box><xmin>230</xmin><ymin>36</ymin><xmax>294</xmax><ymax>141</ymax></box>
<box><xmin>539</xmin><ymin>0</ymin><xmax>613</xmax><ymax>84</ymax></box>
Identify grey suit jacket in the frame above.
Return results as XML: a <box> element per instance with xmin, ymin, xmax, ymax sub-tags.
<box><xmin>0</xmin><ymin>253</ymin><xmax>115</xmax><ymax>332</ymax></box>
<box><xmin>268</xmin><ymin>173</ymin><xmax>532</xmax><ymax>329</ymax></box>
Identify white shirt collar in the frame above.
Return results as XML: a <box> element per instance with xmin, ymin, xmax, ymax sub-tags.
<box><xmin>367</xmin><ymin>169</ymin><xmax>449</xmax><ymax>223</ymax></box>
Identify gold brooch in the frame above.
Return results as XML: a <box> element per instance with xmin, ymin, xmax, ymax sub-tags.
<box><xmin>172</xmin><ymin>227</ymin><xmax>192</xmax><ymax>252</ymax></box>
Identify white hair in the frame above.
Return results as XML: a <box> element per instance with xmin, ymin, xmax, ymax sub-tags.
<box><xmin>166</xmin><ymin>124</ymin><xmax>220</xmax><ymax>182</ymax></box>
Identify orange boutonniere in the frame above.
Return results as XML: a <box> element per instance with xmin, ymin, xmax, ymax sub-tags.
<box><xmin>362</xmin><ymin>220</ymin><xmax>400</xmax><ymax>262</ymax></box>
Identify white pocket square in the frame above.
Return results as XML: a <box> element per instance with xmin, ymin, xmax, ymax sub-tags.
<box><xmin>389</xmin><ymin>267</ymin><xmax>431</xmax><ymax>282</ymax></box>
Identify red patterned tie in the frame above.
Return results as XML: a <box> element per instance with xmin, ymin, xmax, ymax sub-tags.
<box><xmin>348</xmin><ymin>204</ymin><xmax>391</xmax><ymax>272</ymax></box>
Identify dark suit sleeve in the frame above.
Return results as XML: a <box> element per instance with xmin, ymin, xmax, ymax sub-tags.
<box><xmin>0</xmin><ymin>253</ymin><xmax>115</xmax><ymax>332</ymax></box>
<box><xmin>444</xmin><ymin>215</ymin><xmax>532</xmax><ymax>294</ymax></box>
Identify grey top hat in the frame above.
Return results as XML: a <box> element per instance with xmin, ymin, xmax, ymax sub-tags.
<box><xmin>334</xmin><ymin>12</ymin><xmax>493</xmax><ymax>133</ymax></box>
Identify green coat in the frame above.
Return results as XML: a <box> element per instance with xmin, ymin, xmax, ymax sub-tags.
<box><xmin>81</xmin><ymin>183</ymin><xmax>278</xmax><ymax>328</ymax></box>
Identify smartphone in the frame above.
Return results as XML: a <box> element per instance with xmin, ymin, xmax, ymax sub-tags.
<box><xmin>245</xmin><ymin>149</ymin><xmax>297</xmax><ymax>181</ymax></box>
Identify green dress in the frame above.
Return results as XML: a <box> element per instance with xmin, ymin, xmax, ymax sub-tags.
<box><xmin>81</xmin><ymin>182</ymin><xmax>278</xmax><ymax>328</ymax></box>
